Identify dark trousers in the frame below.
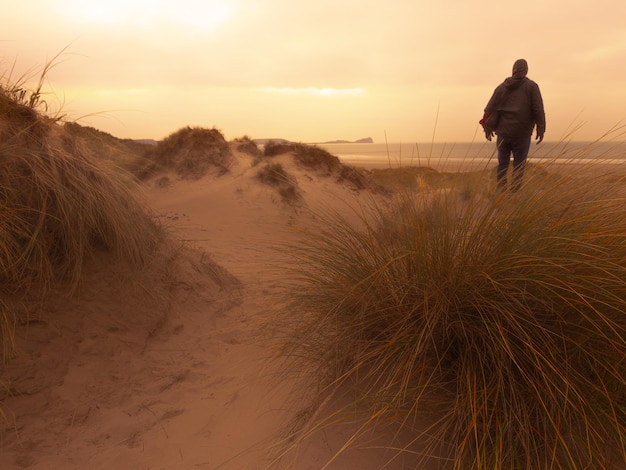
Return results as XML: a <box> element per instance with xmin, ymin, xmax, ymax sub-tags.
<box><xmin>496</xmin><ymin>135</ymin><xmax>531</xmax><ymax>192</ymax></box>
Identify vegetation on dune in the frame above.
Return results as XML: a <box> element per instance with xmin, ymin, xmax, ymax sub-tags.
<box><xmin>0</xmin><ymin>73</ymin><xmax>161</xmax><ymax>359</ymax></box>
<box><xmin>368</xmin><ymin>165</ymin><xmax>473</xmax><ymax>191</ymax></box>
<box><xmin>63</xmin><ymin>121</ymin><xmax>154</xmax><ymax>174</ymax></box>
<box><xmin>263</xmin><ymin>140</ymin><xmax>385</xmax><ymax>193</ymax></box>
<box><xmin>139</xmin><ymin>126</ymin><xmax>233</xmax><ymax>180</ymax></box>
<box><xmin>5</xmin><ymin>57</ymin><xmax>625</xmax><ymax>469</ymax></box>
<box><xmin>232</xmin><ymin>135</ymin><xmax>262</xmax><ymax>158</ymax></box>
<box><xmin>263</xmin><ymin>140</ymin><xmax>295</xmax><ymax>157</ymax></box>
<box><xmin>280</xmin><ymin>156</ymin><xmax>626</xmax><ymax>469</ymax></box>
<box><xmin>291</xmin><ymin>143</ymin><xmax>342</xmax><ymax>173</ymax></box>
<box><xmin>256</xmin><ymin>162</ymin><xmax>301</xmax><ymax>204</ymax></box>
<box><xmin>263</xmin><ymin>140</ymin><xmax>346</xmax><ymax>172</ymax></box>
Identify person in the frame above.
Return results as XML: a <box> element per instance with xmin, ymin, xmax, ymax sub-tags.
<box><xmin>480</xmin><ymin>59</ymin><xmax>546</xmax><ymax>191</ymax></box>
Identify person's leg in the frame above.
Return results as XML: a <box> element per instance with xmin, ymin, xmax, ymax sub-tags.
<box><xmin>511</xmin><ymin>135</ymin><xmax>531</xmax><ymax>192</ymax></box>
<box><xmin>496</xmin><ymin>136</ymin><xmax>511</xmax><ymax>190</ymax></box>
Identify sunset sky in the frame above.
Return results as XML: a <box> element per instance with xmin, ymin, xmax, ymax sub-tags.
<box><xmin>2</xmin><ymin>0</ymin><xmax>625</xmax><ymax>143</ymax></box>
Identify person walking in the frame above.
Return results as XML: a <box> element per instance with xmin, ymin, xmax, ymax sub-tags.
<box><xmin>480</xmin><ymin>59</ymin><xmax>546</xmax><ymax>191</ymax></box>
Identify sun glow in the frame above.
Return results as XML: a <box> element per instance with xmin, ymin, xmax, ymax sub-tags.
<box><xmin>60</xmin><ymin>0</ymin><xmax>238</xmax><ymax>31</ymax></box>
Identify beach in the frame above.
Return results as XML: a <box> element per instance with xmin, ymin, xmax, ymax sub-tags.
<box><xmin>4</xmin><ymin>0</ymin><xmax>626</xmax><ymax>464</ymax></box>
<box><xmin>322</xmin><ymin>140</ymin><xmax>626</xmax><ymax>170</ymax></box>
<box><xmin>1</xmin><ymin>122</ymin><xmax>625</xmax><ymax>469</ymax></box>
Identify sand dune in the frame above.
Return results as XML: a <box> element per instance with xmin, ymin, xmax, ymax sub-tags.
<box><xmin>0</xmin><ymin>142</ymin><xmax>420</xmax><ymax>469</ymax></box>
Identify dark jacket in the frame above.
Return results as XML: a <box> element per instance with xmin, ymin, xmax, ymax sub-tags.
<box><xmin>484</xmin><ymin>70</ymin><xmax>546</xmax><ymax>139</ymax></box>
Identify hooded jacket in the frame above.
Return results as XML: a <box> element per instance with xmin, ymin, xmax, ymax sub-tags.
<box><xmin>484</xmin><ymin>59</ymin><xmax>546</xmax><ymax>138</ymax></box>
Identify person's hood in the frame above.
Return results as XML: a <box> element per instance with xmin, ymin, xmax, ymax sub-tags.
<box><xmin>504</xmin><ymin>60</ymin><xmax>529</xmax><ymax>90</ymax></box>
<box><xmin>512</xmin><ymin>59</ymin><xmax>528</xmax><ymax>78</ymax></box>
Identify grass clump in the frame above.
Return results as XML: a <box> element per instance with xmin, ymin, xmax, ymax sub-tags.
<box><xmin>263</xmin><ymin>140</ymin><xmax>295</xmax><ymax>157</ymax></box>
<box><xmin>257</xmin><ymin>162</ymin><xmax>300</xmax><ymax>204</ymax></box>
<box><xmin>262</xmin><ymin>141</ymin><xmax>383</xmax><ymax>193</ymax></box>
<box><xmin>62</xmin><ymin>121</ymin><xmax>154</xmax><ymax>174</ymax></box>
<box><xmin>232</xmin><ymin>135</ymin><xmax>262</xmax><ymax>158</ymax></box>
<box><xmin>262</xmin><ymin>141</ymin><xmax>342</xmax><ymax>173</ymax></box>
<box><xmin>281</xmin><ymin>162</ymin><xmax>626</xmax><ymax>469</ymax></box>
<box><xmin>0</xmin><ymin>78</ymin><xmax>161</xmax><ymax>358</ymax></box>
<box><xmin>291</xmin><ymin>143</ymin><xmax>342</xmax><ymax>173</ymax></box>
<box><xmin>140</xmin><ymin>126</ymin><xmax>233</xmax><ymax>180</ymax></box>
<box><xmin>366</xmin><ymin>165</ymin><xmax>485</xmax><ymax>192</ymax></box>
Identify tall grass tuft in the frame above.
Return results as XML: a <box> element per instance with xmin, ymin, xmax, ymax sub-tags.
<box><xmin>257</xmin><ymin>162</ymin><xmax>301</xmax><ymax>204</ymax></box>
<box><xmin>0</xmin><ymin>77</ymin><xmax>161</xmax><ymax>358</ymax></box>
<box><xmin>281</xmin><ymin>159</ymin><xmax>626</xmax><ymax>468</ymax></box>
<box><xmin>139</xmin><ymin>126</ymin><xmax>233</xmax><ymax>180</ymax></box>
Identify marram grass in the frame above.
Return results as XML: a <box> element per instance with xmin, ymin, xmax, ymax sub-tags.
<box><xmin>0</xmin><ymin>84</ymin><xmax>161</xmax><ymax>359</ymax></box>
<box><xmin>280</xmin><ymin>161</ymin><xmax>626</xmax><ymax>469</ymax></box>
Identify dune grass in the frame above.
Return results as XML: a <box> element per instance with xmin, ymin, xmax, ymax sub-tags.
<box><xmin>138</xmin><ymin>126</ymin><xmax>233</xmax><ymax>180</ymax></box>
<box><xmin>257</xmin><ymin>162</ymin><xmax>301</xmax><ymax>204</ymax></box>
<box><xmin>62</xmin><ymin>121</ymin><xmax>154</xmax><ymax>173</ymax></box>
<box><xmin>233</xmin><ymin>135</ymin><xmax>262</xmax><ymax>158</ymax></box>
<box><xmin>0</xmin><ymin>77</ymin><xmax>161</xmax><ymax>360</ymax></box>
<box><xmin>280</xmin><ymin>153</ymin><xmax>626</xmax><ymax>468</ymax></box>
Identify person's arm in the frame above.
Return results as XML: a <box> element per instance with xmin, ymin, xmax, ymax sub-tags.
<box><xmin>532</xmin><ymin>83</ymin><xmax>546</xmax><ymax>143</ymax></box>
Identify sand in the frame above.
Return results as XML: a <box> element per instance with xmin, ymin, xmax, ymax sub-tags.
<box><xmin>0</xmin><ymin>148</ymin><xmax>431</xmax><ymax>469</ymax></box>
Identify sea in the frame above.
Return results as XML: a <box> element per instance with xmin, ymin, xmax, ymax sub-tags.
<box><xmin>318</xmin><ymin>141</ymin><xmax>626</xmax><ymax>171</ymax></box>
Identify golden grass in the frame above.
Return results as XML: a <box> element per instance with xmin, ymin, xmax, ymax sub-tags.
<box><xmin>262</xmin><ymin>141</ymin><xmax>386</xmax><ymax>193</ymax></box>
<box><xmin>139</xmin><ymin>126</ymin><xmax>233</xmax><ymax>180</ymax></box>
<box><xmin>233</xmin><ymin>135</ymin><xmax>262</xmax><ymax>158</ymax></box>
<box><xmin>0</xmin><ymin>77</ymin><xmax>161</xmax><ymax>360</ymax></box>
<box><xmin>256</xmin><ymin>162</ymin><xmax>301</xmax><ymax>204</ymax></box>
<box><xmin>278</xmin><ymin>152</ymin><xmax>626</xmax><ymax>468</ymax></box>
<box><xmin>62</xmin><ymin>121</ymin><xmax>154</xmax><ymax>174</ymax></box>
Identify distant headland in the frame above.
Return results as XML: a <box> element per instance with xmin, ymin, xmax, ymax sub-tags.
<box><xmin>252</xmin><ymin>137</ymin><xmax>374</xmax><ymax>145</ymax></box>
<box><xmin>318</xmin><ymin>137</ymin><xmax>374</xmax><ymax>144</ymax></box>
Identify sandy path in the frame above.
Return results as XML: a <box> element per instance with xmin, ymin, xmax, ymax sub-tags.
<box><xmin>136</xmin><ymin>160</ymin><xmax>427</xmax><ymax>469</ymax></box>
<box><xmin>0</xmin><ymin>152</ymin><xmax>431</xmax><ymax>469</ymax></box>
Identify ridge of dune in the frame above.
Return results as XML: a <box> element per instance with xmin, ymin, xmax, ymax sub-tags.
<box><xmin>1</xmin><ymin>136</ymin><xmax>416</xmax><ymax>469</ymax></box>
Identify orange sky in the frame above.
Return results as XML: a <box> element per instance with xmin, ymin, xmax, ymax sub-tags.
<box><xmin>2</xmin><ymin>0</ymin><xmax>625</xmax><ymax>143</ymax></box>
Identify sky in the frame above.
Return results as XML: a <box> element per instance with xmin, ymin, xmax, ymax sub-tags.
<box><xmin>1</xmin><ymin>0</ymin><xmax>625</xmax><ymax>143</ymax></box>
